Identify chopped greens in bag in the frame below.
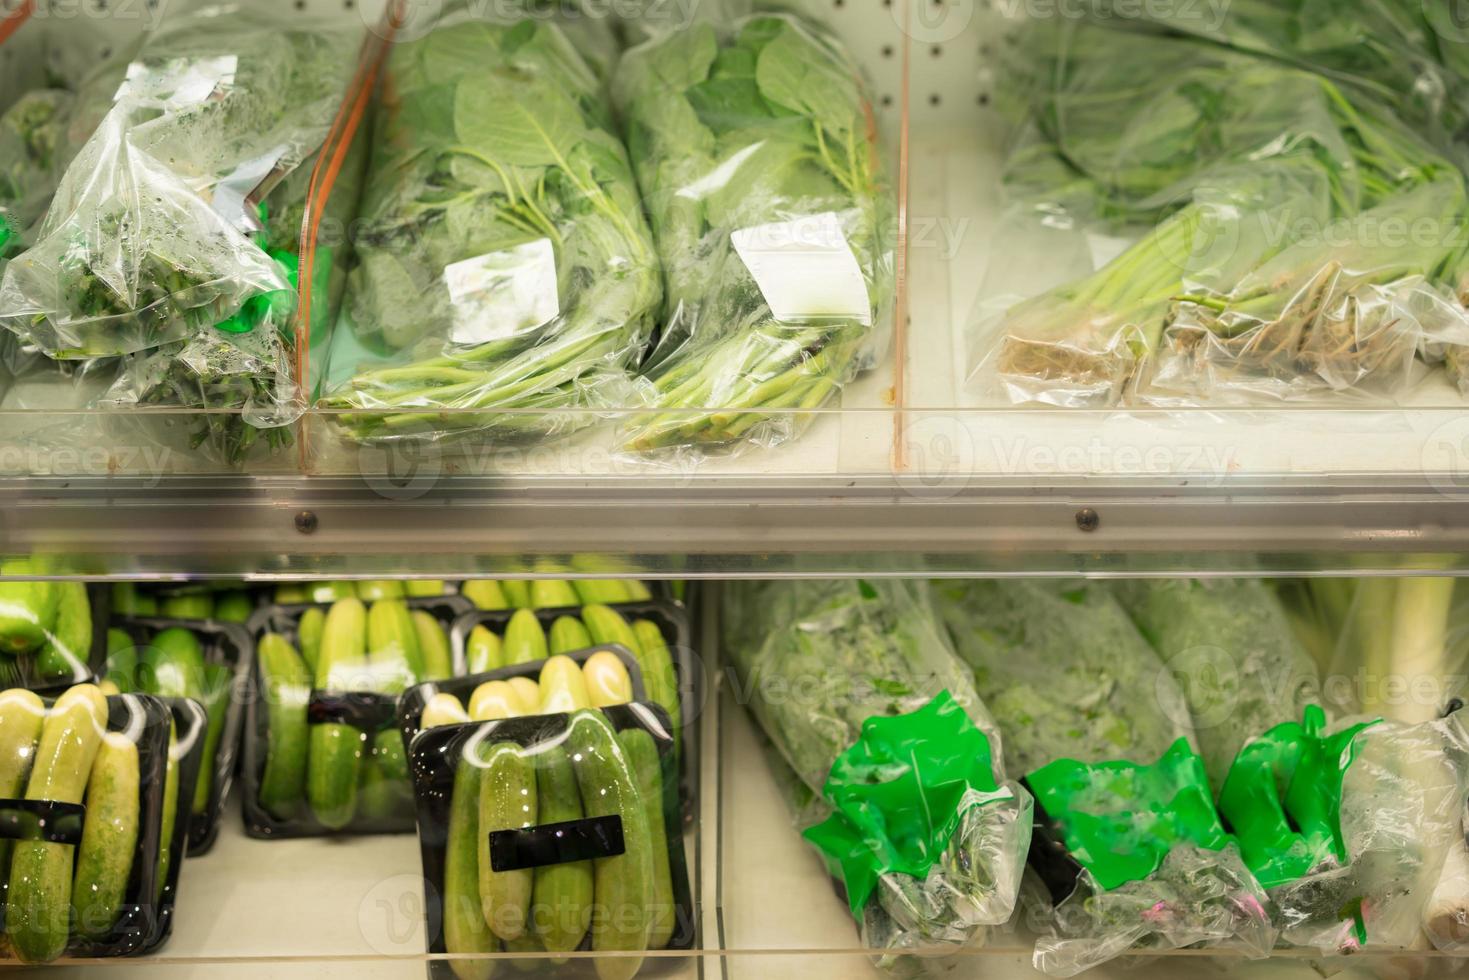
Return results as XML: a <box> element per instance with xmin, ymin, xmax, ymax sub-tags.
<box><xmin>721</xmin><ymin>580</ymin><xmax>1030</xmax><ymax>963</ymax></box>
<box><xmin>613</xmin><ymin>14</ymin><xmax>896</xmax><ymax>457</ymax></box>
<box><xmin>0</xmin><ymin>90</ymin><xmax>75</xmax><ymax>270</ymax></box>
<box><xmin>318</xmin><ymin>9</ymin><xmax>661</xmax><ymax>446</ymax></box>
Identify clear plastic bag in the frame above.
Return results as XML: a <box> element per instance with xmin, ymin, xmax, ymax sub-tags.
<box><xmin>317</xmin><ymin>7</ymin><xmax>662</xmax><ymax>447</ymax></box>
<box><xmin>720</xmin><ymin>580</ymin><xmax>1031</xmax><ymax>963</ymax></box>
<box><xmin>612</xmin><ymin>13</ymin><xmax>896</xmax><ymax>458</ymax></box>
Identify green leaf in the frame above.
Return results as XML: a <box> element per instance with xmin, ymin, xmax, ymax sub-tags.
<box><xmin>357</xmin><ymin>249</ymin><xmax>425</xmax><ymax>349</ymax></box>
<box><xmin>754</xmin><ymin>22</ymin><xmax>861</xmax><ymax>139</ymax></box>
<box><xmin>454</xmin><ymin>74</ymin><xmax>582</xmax><ymax>168</ymax></box>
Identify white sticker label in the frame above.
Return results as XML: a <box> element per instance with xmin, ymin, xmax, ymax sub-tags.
<box><xmin>114</xmin><ymin>55</ymin><xmax>238</xmax><ymax>109</ymax></box>
<box><xmin>444</xmin><ymin>239</ymin><xmax>560</xmax><ymax>345</ymax></box>
<box><xmin>732</xmin><ymin>212</ymin><xmax>871</xmax><ymax>324</ymax></box>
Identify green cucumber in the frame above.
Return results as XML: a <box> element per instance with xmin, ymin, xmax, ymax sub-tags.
<box><xmin>412</xmin><ymin>610</ymin><xmax>453</xmax><ymax>681</ymax></box>
<box><xmin>73</xmin><ymin>731</ymin><xmax>140</xmax><ymax>941</ymax></box>
<box><xmin>631</xmin><ymin>620</ymin><xmax>682</xmax><ymax>757</ymax></box>
<box><xmin>529</xmin><ymin>580</ymin><xmax>579</xmax><ymax>610</ymax></box>
<box><xmin>6</xmin><ymin>684</ymin><xmax>108</xmax><ymax>963</ymax></box>
<box><xmin>104</xmin><ymin>629</ymin><xmax>137</xmax><ymax>693</ymax></box>
<box><xmin>273</xmin><ymin>584</ymin><xmax>308</xmax><ymax>604</ymax></box>
<box><xmin>580</xmin><ymin>606</ymin><xmax>643</xmax><ymax>660</ymax></box>
<box><xmin>0</xmin><ymin>689</ymin><xmax>46</xmax><ymax>889</ymax></box>
<box><xmin>572</xmin><ymin>580</ymin><xmax>632</xmax><ymax>605</ymax></box>
<box><xmin>623</xmin><ymin>582</ymin><xmax>654</xmax><ymax>602</ymax></box>
<box><xmin>584</xmin><ymin>652</ymin><xmax>634</xmax><ymax>708</ymax></box>
<box><xmin>444</xmin><ymin>747</ymin><xmax>496</xmax><ymax>980</ymax></box>
<box><xmin>462</xmin><ymin>581</ymin><xmax>509</xmax><ymax>611</ymax></box>
<box><xmin>465</xmin><ymin>626</ymin><xmax>503</xmax><ymax>675</ymax></box>
<box><xmin>308</xmin><ymin>599</ymin><xmax>367</xmax><ymax>829</ymax></box>
<box><xmin>358</xmin><ymin>729</ymin><xmax>412</xmax><ymax>823</ymax></box>
<box><xmin>538</xmin><ymin>656</ymin><xmax>591</xmax><ymax>715</ymax></box>
<box><xmin>357</xmin><ymin>581</ymin><xmax>406</xmax><ymax>602</ymax></box>
<box><xmin>155</xmin><ymin>723</ymin><xmax>179</xmax><ymax>903</ymax></box>
<box><xmin>502</xmin><ymin>610</ymin><xmax>547</xmax><ymax>667</ymax></box>
<box><xmin>503</xmin><ymin>932</ymin><xmax>547</xmax><ymax>971</ymax></box>
<box><xmin>213</xmin><ymin>591</ymin><xmax>253</xmax><ymax>624</ymax></box>
<box><xmin>161</xmin><ymin>594</ymin><xmax>213</xmax><ymax>620</ymax></box>
<box><xmin>532</xmin><ymin>746</ymin><xmax>592</xmax><ymax>954</ymax></box>
<box><xmin>548</xmin><ymin>617</ymin><xmax>593</xmax><ymax>656</ymax></box>
<box><xmin>0</xmin><ymin>560</ymin><xmax>58</xmax><ymax>655</ymax></box>
<box><xmin>35</xmin><ymin>583</ymin><xmax>91</xmax><ymax>682</ymax></box>
<box><xmin>478</xmin><ymin>741</ymin><xmax>535</xmax><ymax>942</ymax></box>
<box><xmin>110</xmin><ymin>584</ymin><xmax>156</xmax><ymax>617</ymax></box>
<box><xmin>143</xmin><ymin>628</ymin><xmax>206</xmax><ymax>700</ymax></box>
<box><xmin>192</xmin><ymin>662</ymin><xmax>231</xmax><ymax>816</ymax></box>
<box><xmin>296</xmin><ymin>607</ymin><xmax>326</xmax><ymax>677</ymax></box>
<box><xmin>257</xmin><ymin>634</ymin><xmax>311</xmax><ymax>821</ymax></box>
<box><xmin>567</xmin><ymin>710</ymin><xmax>651</xmax><ymax>980</ymax></box>
<box><xmin>501</xmin><ymin>581</ymin><xmax>532</xmax><ymax>609</ymax></box>
<box><xmin>368</xmin><ymin>600</ymin><xmax>423</xmax><ymax>691</ymax></box>
<box><xmin>308</xmin><ymin>581</ymin><xmax>358</xmax><ymax>604</ymax></box>
<box><xmin>421</xmin><ymin>693</ymin><xmax>469</xmax><ymax>729</ymax></box>
<box><xmin>618</xmin><ymin>728</ymin><xmax>676</xmax><ymax>950</ymax></box>
<box><xmin>405</xmin><ymin>580</ymin><xmax>448</xmax><ymax>598</ymax></box>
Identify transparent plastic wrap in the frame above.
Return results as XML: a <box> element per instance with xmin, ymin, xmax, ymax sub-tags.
<box><xmin>408</xmin><ymin>703</ymin><xmax>693</xmax><ymax>978</ymax></box>
<box><xmin>0</xmin><ymin>571</ymin><xmax>107</xmax><ymax>693</ymax></box>
<box><xmin>318</xmin><ymin>7</ymin><xmax>661</xmax><ymax>447</ymax></box>
<box><xmin>612</xmin><ymin>13</ymin><xmax>896</xmax><ymax>458</ymax></box>
<box><xmin>969</xmin><ymin>19</ymin><xmax>1469</xmax><ymax>406</ymax></box>
<box><xmin>0</xmin><ymin>89</ymin><xmax>75</xmax><ymax>270</ymax></box>
<box><xmin>720</xmin><ymin>580</ymin><xmax>1031</xmax><ymax>965</ymax></box>
<box><xmin>0</xmin><ymin>4</ymin><xmax>362</xmax><ymax>462</ymax></box>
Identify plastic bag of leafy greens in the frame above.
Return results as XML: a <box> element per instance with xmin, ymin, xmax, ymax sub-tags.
<box><xmin>317</xmin><ymin>9</ymin><xmax>662</xmax><ymax>447</ymax></box>
<box><xmin>612</xmin><ymin>14</ymin><xmax>896</xmax><ymax>458</ymax></box>
<box><xmin>0</xmin><ymin>90</ymin><xmax>76</xmax><ymax>269</ymax></box>
<box><xmin>721</xmin><ymin>580</ymin><xmax>1031</xmax><ymax>964</ymax></box>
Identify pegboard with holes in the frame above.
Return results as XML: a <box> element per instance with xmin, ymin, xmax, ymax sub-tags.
<box><xmin>2</xmin><ymin>0</ymin><xmax>995</xmax><ymax>124</ymax></box>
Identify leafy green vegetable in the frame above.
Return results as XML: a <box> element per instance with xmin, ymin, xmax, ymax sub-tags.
<box><xmin>0</xmin><ymin>90</ymin><xmax>75</xmax><ymax>269</ymax></box>
<box><xmin>721</xmin><ymin>579</ymin><xmax>1030</xmax><ymax>960</ymax></box>
<box><xmin>319</xmin><ymin>11</ymin><xmax>661</xmax><ymax>446</ymax></box>
<box><xmin>932</xmin><ymin>579</ymin><xmax>1196</xmax><ymax>775</ymax></box>
<box><xmin>613</xmin><ymin>15</ymin><xmax>895</xmax><ymax>455</ymax></box>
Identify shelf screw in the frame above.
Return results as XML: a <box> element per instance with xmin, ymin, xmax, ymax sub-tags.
<box><xmin>294</xmin><ymin>510</ymin><xmax>319</xmax><ymax>535</ymax></box>
<box><xmin>1075</xmin><ymin>508</ymin><xmax>1099</xmax><ymax>533</ymax></box>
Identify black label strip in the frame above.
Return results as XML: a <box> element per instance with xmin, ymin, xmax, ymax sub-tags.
<box><xmin>0</xmin><ymin>800</ymin><xmax>86</xmax><ymax>845</ymax></box>
<box><xmin>307</xmin><ymin>691</ymin><xmax>398</xmax><ymax>732</ymax></box>
<box><xmin>489</xmin><ymin>815</ymin><xmax>625</xmax><ymax>872</ymax></box>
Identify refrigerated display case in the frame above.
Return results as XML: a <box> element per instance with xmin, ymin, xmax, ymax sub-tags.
<box><xmin>3</xmin><ymin>0</ymin><xmax>1469</xmax><ymax>977</ymax></box>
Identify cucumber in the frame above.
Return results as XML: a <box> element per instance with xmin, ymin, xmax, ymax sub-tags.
<box><xmin>104</xmin><ymin>629</ymin><xmax>137</xmax><ymax>693</ymax></box>
<box><xmin>580</xmin><ymin>606</ymin><xmax>643</xmax><ymax>661</ymax></box>
<box><xmin>161</xmin><ymin>594</ymin><xmax>213</xmax><ymax>620</ymax></box>
<box><xmin>583</xmin><ymin>652</ymin><xmax>634</xmax><ymax>708</ymax></box>
<box><xmin>143</xmin><ymin>628</ymin><xmax>206</xmax><ymax>700</ymax></box>
<box><xmin>503</xmin><ymin>610</ymin><xmax>547</xmax><ymax>667</ymax></box>
<box><xmin>532</xmin><ymin>746</ymin><xmax>593</xmax><ymax>954</ymax></box>
<box><xmin>368</xmin><ymin>600</ymin><xmax>423</xmax><ymax>691</ymax></box>
<box><xmin>502</xmin><ymin>932</ymin><xmax>547</xmax><ymax>971</ymax></box>
<box><xmin>405</xmin><ymin>580</ymin><xmax>448</xmax><ymax>598</ymax></box>
<box><xmin>631</xmin><ymin>620</ymin><xmax>682</xmax><ymax>756</ymax></box>
<box><xmin>0</xmin><ymin>689</ymin><xmax>46</xmax><ymax>889</ymax></box>
<box><xmin>572</xmin><ymin>580</ymin><xmax>631</xmax><ymax>605</ymax></box>
<box><xmin>462</xmin><ymin>581</ymin><xmax>509</xmax><ymax>611</ymax></box>
<box><xmin>501</xmin><ymin>581</ymin><xmax>532</xmax><ymax>609</ymax></box>
<box><xmin>623</xmin><ymin>581</ymin><xmax>654</xmax><ymax>602</ymax></box>
<box><xmin>478</xmin><ymin>741</ymin><xmax>535</xmax><ymax>942</ymax></box>
<box><xmin>443</xmin><ymin>748</ymin><xmax>496</xmax><ymax>980</ymax></box>
<box><xmin>73</xmin><ymin>731</ymin><xmax>140</xmax><ymax>941</ymax></box>
<box><xmin>110</xmin><ymin>583</ymin><xmax>156</xmax><ymax>617</ymax></box>
<box><xmin>0</xmin><ymin>560</ymin><xmax>58</xmax><ymax>655</ymax></box>
<box><xmin>548</xmin><ymin>617</ymin><xmax>593</xmax><ymax>656</ymax></box>
<box><xmin>421</xmin><ymin>693</ymin><xmax>469</xmax><ymax>729</ymax></box>
<box><xmin>529</xmin><ymin>580</ymin><xmax>579</xmax><ymax>610</ymax></box>
<box><xmin>273</xmin><ymin>584</ymin><xmax>308</xmax><ymax>604</ymax></box>
<box><xmin>358</xmin><ymin>729</ymin><xmax>412</xmax><ymax>823</ymax></box>
<box><xmin>465</xmin><ymin>626</ymin><xmax>503</xmax><ymax>675</ymax></box>
<box><xmin>35</xmin><ymin>583</ymin><xmax>92</xmax><ymax>682</ymax></box>
<box><xmin>308</xmin><ymin>599</ymin><xmax>368</xmax><ymax>829</ymax></box>
<box><xmin>357</xmin><ymin>581</ymin><xmax>406</xmax><ymax>602</ymax></box>
<box><xmin>6</xmin><ymin>684</ymin><xmax>108</xmax><ymax>963</ymax></box>
<box><xmin>538</xmin><ymin>656</ymin><xmax>591</xmax><ymax>715</ymax></box>
<box><xmin>213</xmin><ymin>591</ymin><xmax>253</xmax><ymax>624</ymax></box>
<box><xmin>618</xmin><ymin>728</ymin><xmax>675</xmax><ymax>950</ymax></box>
<box><xmin>469</xmin><ymin>681</ymin><xmax>530</xmax><ymax>721</ymax></box>
<box><xmin>193</xmin><ymin>662</ymin><xmax>231</xmax><ymax>816</ymax></box>
<box><xmin>155</xmin><ymin>722</ymin><xmax>179</xmax><ymax>903</ymax></box>
<box><xmin>308</xmin><ymin>581</ymin><xmax>358</xmax><ymax>604</ymax></box>
<box><xmin>412</xmin><ymin>610</ymin><xmax>453</xmax><ymax>681</ymax></box>
<box><xmin>567</xmin><ymin>709</ymin><xmax>651</xmax><ymax>980</ymax></box>
<box><xmin>507</xmin><ymin>678</ymin><xmax>540</xmax><ymax>713</ymax></box>
<box><xmin>257</xmin><ymin>634</ymin><xmax>311</xmax><ymax>821</ymax></box>
<box><xmin>296</xmin><ymin>607</ymin><xmax>326</xmax><ymax>677</ymax></box>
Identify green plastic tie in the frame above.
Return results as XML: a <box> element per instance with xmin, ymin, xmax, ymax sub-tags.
<box><xmin>803</xmin><ymin>691</ymin><xmax>1011</xmax><ymax>919</ymax></box>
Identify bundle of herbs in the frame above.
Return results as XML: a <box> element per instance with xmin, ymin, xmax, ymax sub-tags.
<box><xmin>318</xmin><ymin>10</ymin><xmax>662</xmax><ymax>446</ymax></box>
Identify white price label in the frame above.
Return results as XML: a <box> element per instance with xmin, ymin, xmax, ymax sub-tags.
<box><xmin>732</xmin><ymin>212</ymin><xmax>871</xmax><ymax>324</ymax></box>
<box><xmin>444</xmin><ymin>239</ymin><xmax>560</xmax><ymax>345</ymax></box>
<box><xmin>115</xmin><ymin>56</ymin><xmax>238</xmax><ymax>109</ymax></box>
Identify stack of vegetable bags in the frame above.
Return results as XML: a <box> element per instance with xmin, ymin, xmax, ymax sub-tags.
<box><xmin>0</xmin><ymin>4</ymin><xmax>362</xmax><ymax>463</ymax></box>
<box><xmin>318</xmin><ymin>7</ymin><xmax>663</xmax><ymax>446</ymax></box>
<box><xmin>613</xmin><ymin>14</ymin><xmax>896</xmax><ymax>457</ymax></box>
<box><xmin>721</xmin><ymin>579</ymin><xmax>1031</xmax><ymax>967</ymax></box>
<box><xmin>970</xmin><ymin>17</ymin><xmax>1469</xmax><ymax>406</ymax></box>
